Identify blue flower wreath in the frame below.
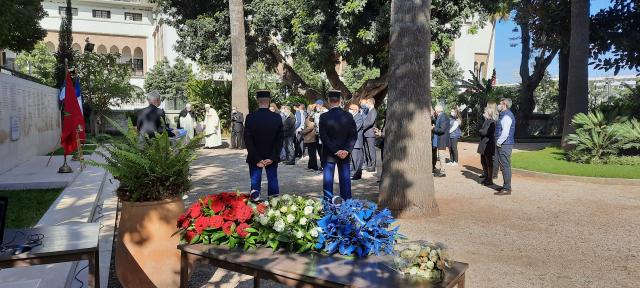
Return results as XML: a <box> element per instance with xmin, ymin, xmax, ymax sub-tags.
<box><xmin>315</xmin><ymin>199</ymin><xmax>401</xmax><ymax>257</ymax></box>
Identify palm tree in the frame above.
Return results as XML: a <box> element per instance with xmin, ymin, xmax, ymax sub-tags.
<box><xmin>229</xmin><ymin>0</ymin><xmax>249</xmax><ymax>116</ymax></box>
<box><xmin>562</xmin><ymin>0</ymin><xmax>589</xmax><ymax>149</ymax></box>
<box><xmin>379</xmin><ymin>0</ymin><xmax>438</xmax><ymax>218</ymax></box>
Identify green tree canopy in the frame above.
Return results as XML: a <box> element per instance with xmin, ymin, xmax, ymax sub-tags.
<box><xmin>144</xmin><ymin>58</ymin><xmax>193</xmax><ymax>100</ymax></box>
<box><xmin>591</xmin><ymin>0</ymin><xmax>640</xmax><ymax>75</ymax></box>
<box><xmin>0</xmin><ymin>0</ymin><xmax>47</xmax><ymax>52</ymax></box>
<box><xmin>15</xmin><ymin>42</ymin><xmax>56</xmax><ymax>86</ymax></box>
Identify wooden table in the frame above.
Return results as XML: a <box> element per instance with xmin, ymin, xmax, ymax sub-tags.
<box><xmin>0</xmin><ymin>223</ymin><xmax>100</xmax><ymax>288</ymax></box>
<box><xmin>179</xmin><ymin>244</ymin><xmax>468</xmax><ymax>288</ymax></box>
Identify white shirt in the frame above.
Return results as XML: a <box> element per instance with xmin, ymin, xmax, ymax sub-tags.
<box><xmin>449</xmin><ymin>120</ymin><xmax>460</xmax><ymax>134</ymax></box>
<box><xmin>497</xmin><ymin>115</ymin><xmax>512</xmax><ymax>145</ymax></box>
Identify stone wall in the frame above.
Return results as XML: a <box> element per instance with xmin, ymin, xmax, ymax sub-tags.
<box><xmin>0</xmin><ymin>73</ymin><xmax>60</xmax><ymax>174</ymax></box>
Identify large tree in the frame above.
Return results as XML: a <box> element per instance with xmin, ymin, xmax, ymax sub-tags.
<box><xmin>0</xmin><ymin>0</ymin><xmax>47</xmax><ymax>52</ymax></box>
<box><xmin>144</xmin><ymin>58</ymin><xmax>193</xmax><ymax>101</ymax></box>
<box><xmin>561</xmin><ymin>0</ymin><xmax>590</xmax><ymax>148</ymax></box>
<box><xmin>15</xmin><ymin>42</ymin><xmax>56</xmax><ymax>86</ymax></box>
<box><xmin>229</xmin><ymin>0</ymin><xmax>249</xmax><ymax>116</ymax></box>
<box><xmin>590</xmin><ymin>0</ymin><xmax>640</xmax><ymax>75</ymax></box>
<box><xmin>379</xmin><ymin>0</ymin><xmax>437</xmax><ymax>218</ymax></box>
<box><xmin>55</xmin><ymin>0</ymin><xmax>74</xmax><ymax>88</ymax></box>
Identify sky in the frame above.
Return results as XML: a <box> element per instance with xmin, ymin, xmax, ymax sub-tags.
<box><xmin>493</xmin><ymin>0</ymin><xmax>638</xmax><ymax>84</ymax></box>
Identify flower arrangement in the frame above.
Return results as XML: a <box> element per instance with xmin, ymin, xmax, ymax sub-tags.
<box><xmin>177</xmin><ymin>192</ymin><xmax>259</xmax><ymax>250</ymax></box>
<box><xmin>315</xmin><ymin>199</ymin><xmax>400</xmax><ymax>257</ymax></box>
<box><xmin>253</xmin><ymin>194</ymin><xmax>324</xmax><ymax>253</ymax></box>
<box><xmin>393</xmin><ymin>241</ymin><xmax>451</xmax><ymax>282</ymax></box>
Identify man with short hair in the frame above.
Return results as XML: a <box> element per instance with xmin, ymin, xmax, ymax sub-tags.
<box><xmin>244</xmin><ymin>91</ymin><xmax>284</xmax><ymax>201</ymax></box>
<box><xmin>361</xmin><ymin>98</ymin><xmax>378</xmax><ymax>172</ymax></box>
<box><xmin>136</xmin><ymin>90</ymin><xmax>174</xmax><ymax>138</ymax></box>
<box><xmin>294</xmin><ymin>103</ymin><xmax>306</xmax><ymax>158</ymax></box>
<box><xmin>349</xmin><ymin>103</ymin><xmax>365</xmax><ymax>180</ymax></box>
<box><xmin>494</xmin><ymin>98</ymin><xmax>516</xmax><ymax>195</ymax></box>
<box><xmin>230</xmin><ymin>106</ymin><xmax>245</xmax><ymax>149</ymax></box>
<box><xmin>319</xmin><ymin>91</ymin><xmax>357</xmax><ymax>204</ymax></box>
<box><xmin>431</xmin><ymin>104</ymin><xmax>449</xmax><ymax>177</ymax></box>
<box><xmin>281</xmin><ymin>105</ymin><xmax>296</xmax><ymax>165</ymax></box>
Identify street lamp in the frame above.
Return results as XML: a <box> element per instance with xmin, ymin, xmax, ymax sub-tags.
<box><xmin>83</xmin><ymin>37</ymin><xmax>94</xmax><ymax>53</ymax></box>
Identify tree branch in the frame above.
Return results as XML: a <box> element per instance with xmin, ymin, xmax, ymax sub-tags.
<box><xmin>266</xmin><ymin>44</ymin><xmax>323</xmax><ymax>101</ymax></box>
<box><xmin>351</xmin><ymin>73</ymin><xmax>388</xmax><ymax>105</ymax></box>
<box><xmin>324</xmin><ymin>52</ymin><xmax>352</xmax><ymax>99</ymax></box>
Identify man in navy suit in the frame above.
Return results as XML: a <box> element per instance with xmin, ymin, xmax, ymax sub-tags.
<box><xmin>244</xmin><ymin>90</ymin><xmax>284</xmax><ymax>201</ymax></box>
<box><xmin>348</xmin><ymin>103</ymin><xmax>365</xmax><ymax>180</ymax></box>
<box><xmin>319</xmin><ymin>91</ymin><xmax>357</xmax><ymax>204</ymax></box>
<box><xmin>361</xmin><ymin>98</ymin><xmax>378</xmax><ymax>172</ymax></box>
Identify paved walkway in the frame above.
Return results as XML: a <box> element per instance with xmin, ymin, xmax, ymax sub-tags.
<box><xmin>186</xmin><ymin>142</ymin><xmax>640</xmax><ymax>288</ymax></box>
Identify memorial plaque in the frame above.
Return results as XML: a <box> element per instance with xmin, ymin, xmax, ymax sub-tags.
<box><xmin>10</xmin><ymin>116</ymin><xmax>19</xmax><ymax>141</ymax></box>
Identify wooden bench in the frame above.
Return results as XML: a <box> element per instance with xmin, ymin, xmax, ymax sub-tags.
<box><xmin>179</xmin><ymin>244</ymin><xmax>467</xmax><ymax>288</ymax></box>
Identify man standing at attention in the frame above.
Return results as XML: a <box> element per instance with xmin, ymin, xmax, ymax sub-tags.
<box><xmin>294</xmin><ymin>103</ymin><xmax>307</xmax><ymax>159</ymax></box>
<box><xmin>361</xmin><ymin>98</ymin><xmax>378</xmax><ymax>173</ymax></box>
<box><xmin>230</xmin><ymin>106</ymin><xmax>245</xmax><ymax>149</ymax></box>
<box><xmin>349</xmin><ymin>103</ymin><xmax>365</xmax><ymax>180</ymax></box>
<box><xmin>244</xmin><ymin>90</ymin><xmax>284</xmax><ymax>201</ymax></box>
<box><xmin>319</xmin><ymin>91</ymin><xmax>357</xmax><ymax>204</ymax></box>
<box><xmin>281</xmin><ymin>105</ymin><xmax>297</xmax><ymax>165</ymax></box>
<box><xmin>494</xmin><ymin>98</ymin><xmax>516</xmax><ymax>195</ymax></box>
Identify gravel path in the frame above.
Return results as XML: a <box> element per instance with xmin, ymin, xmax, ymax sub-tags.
<box><xmin>184</xmin><ymin>141</ymin><xmax>640</xmax><ymax>288</ymax></box>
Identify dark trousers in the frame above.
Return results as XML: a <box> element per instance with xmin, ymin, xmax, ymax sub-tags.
<box><xmin>350</xmin><ymin>148</ymin><xmax>364</xmax><ymax>179</ymax></box>
<box><xmin>294</xmin><ymin>136</ymin><xmax>303</xmax><ymax>158</ymax></box>
<box><xmin>497</xmin><ymin>145</ymin><xmax>513</xmax><ymax>190</ymax></box>
<box><xmin>283</xmin><ymin>136</ymin><xmax>295</xmax><ymax>164</ymax></box>
<box><xmin>493</xmin><ymin>146</ymin><xmax>499</xmax><ymax>177</ymax></box>
<box><xmin>449</xmin><ymin>138</ymin><xmax>459</xmax><ymax>163</ymax></box>
<box><xmin>249</xmin><ymin>163</ymin><xmax>279</xmax><ymax>196</ymax></box>
<box><xmin>306</xmin><ymin>142</ymin><xmax>319</xmax><ymax>170</ymax></box>
<box><xmin>317</xmin><ymin>137</ymin><xmax>325</xmax><ymax>168</ymax></box>
<box><xmin>322</xmin><ymin>160</ymin><xmax>352</xmax><ymax>203</ymax></box>
<box><xmin>480</xmin><ymin>153</ymin><xmax>494</xmax><ymax>181</ymax></box>
<box><xmin>231</xmin><ymin>130</ymin><xmax>244</xmax><ymax>149</ymax></box>
<box><xmin>364</xmin><ymin>137</ymin><xmax>376</xmax><ymax>170</ymax></box>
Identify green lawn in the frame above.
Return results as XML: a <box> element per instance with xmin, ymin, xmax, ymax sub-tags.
<box><xmin>0</xmin><ymin>188</ymin><xmax>63</xmax><ymax>228</ymax></box>
<box><xmin>512</xmin><ymin>146</ymin><xmax>640</xmax><ymax>179</ymax></box>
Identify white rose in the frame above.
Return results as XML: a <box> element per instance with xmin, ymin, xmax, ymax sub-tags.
<box><xmin>267</xmin><ymin>210</ymin><xmax>275</xmax><ymax>217</ymax></box>
<box><xmin>305</xmin><ymin>199</ymin><xmax>314</xmax><ymax>206</ymax></box>
<box><xmin>270</xmin><ymin>198</ymin><xmax>278</xmax><ymax>206</ymax></box>
<box><xmin>299</xmin><ymin>217</ymin><xmax>308</xmax><ymax>225</ymax></box>
<box><xmin>310</xmin><ymin>228</ymin><xmax>319</xmax><ymax>238</ymax></box>
<box><xmin>282</xmin><ymin>194</ymin><xmax>291</xmax><ymax>201</ymax></box>
<box><xmin>280</xmin><ymin>206</ymin><xmax>288</xmax><ymax>213</ymax></box>
<box><xmin>259</xmin><ymin>215</ymin><xmax>269</xmax><ymax>225</ymax></box>
<box><xmin>303</xmin><ymin>206</ymin><xmax>314</xmax><ymax>215</ymax></box>
<box><xmin>295</xmin><ymin>230</ymin><xmax>304</xmax><ymax>239</ymax></box>
<box><xmin>274</xmin><ymin>211</ymin><xmax>281</xmax><ymax>218</ymax></box>
<box><xmin>273</xmin><ymin>219</ymin><xmax>285</xmax><ymax>232</ymax></box>
<box><xmin>426</xmin><ymin>261</ymin><xmax>435</xmax><ymax>270</ymax></box>
<box><xmin>286</xmin><ymin>214</ymin><xmax>295</xmax><ymax>223</ymax></box>
<box><xmin>290</xmin><ymin>205</ymin><xmax>298</xmax><ymax>212</ymax></box>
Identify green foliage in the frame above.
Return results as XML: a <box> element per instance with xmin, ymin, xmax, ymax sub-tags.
<box><xmin>594</xmin><ymin>80</ymin><xmax>640</xmax><ymax>118</ymax></box>
<box><xmin>291</xmin><ymin>60</ymin><xmax>329</xmax><ymax>94</ymax></box>
<box><xmin>55</xmin><ymin>0</ymin><xmax>75</xmax><ymax>88</ymax></box>
<box><xmin>76</xmin><ymin>52</ymin><xmax>137</xmax><ymax>114</ymax></box>
<box><xmin>186</xmin><ymin>78</ymin><xmax>232</xmax><ymax>129</ymax></box>
<box><xmin>0</xmin><ymin>0</ymin><xmax>47</xmax><ymax>52</ymax></box>
<box><xmin>0</xmin><ymin>188</ymin><xmax>63</xmax><ymax>228</ymax></box>
<box><xmin>432</xmin><ymin>57</ymin><xmax>463</xmax><ymax>107</ymax></box>
<box><xmin>15</xmin><ymin>42</ymin><xmax>56</xmax><ymax>86</ymax></box>
<box><xmin>87</xmin><ymin>118</ymin><xmax>201</xmax><ymax>202</ymax></box>
<box><xmin>341</xmin><ymin>64</ymin><xmax>381</xmax><ymax>93</ymax></box>
<box><xmin>144</xmin><ymin>58</ymin><xmax>193</xmax><ymax>101</ymax></box>
<box><xmin>534</xmin><ymin>71</ymin><xmax>558</xmax><ymax>114</ymax></box>
<box><xmin>590</xmin><ymin>1</ymin><xmax>640</xmax><ymax>75</ymax></box>
<box><xmin>566</xmin><ymin>111</ymin><xmax>640</xmax><ymax>163</ymax></box>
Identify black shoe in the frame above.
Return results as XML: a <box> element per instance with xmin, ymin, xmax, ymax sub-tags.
<box><xmin>494</xmin><ymin>189</ymin><xmax>511</xmax><ymax>195</ymax></box>
<box><xmin>481</xmin><ymin>181</ymin><xmax>495</xmax><ymax>186</ymax></box>
<box><xmin>366</xmin><ymin>168</ymin><xmax>376</xmax><ymax>173</ymax></box>
<box><xmin>351</xmin><ymin>176</ymin><xmax>361</xmax><ymax>180</ymax></box>
<box><xmin>479</xmin><ymin>175</ymin><xmax>486</xmax><ymax>179</ymax></box>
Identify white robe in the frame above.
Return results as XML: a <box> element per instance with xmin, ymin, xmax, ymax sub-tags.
<box><xmin>179</xmin><ymin>113</ymin><xmax>195</xmax><ymax>142</ymax></box>
<box><xmin>204</xmin><ymin>108</ymin><xmax>222</xmax><ymax>147</ymax></box>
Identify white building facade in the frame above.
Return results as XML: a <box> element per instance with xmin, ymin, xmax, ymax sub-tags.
<box><xmin>451</xmin><ymin>21</ymin><xmax>496</xmax><ymax>81</ymax></box>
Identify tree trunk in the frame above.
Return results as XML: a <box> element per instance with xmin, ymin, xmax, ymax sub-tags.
<box><xmin>379</xmin><ymin>0</ymin><xmax>438</xmax><ymax>218</ymax></box>
<box><xmin>229</xmin><ymin>0</ymin><xmax>249</xmax><ymax>116</ymax></box>
<box><xmin>557</xmin><ymin>47</ymin><xmax>569</xmax><ymax>134</ymax></box>
<box><xmin>267</xmin><ymin>45</ymin><xmax>323</xmax><ymax>101</ymax></box>
<box><xmin>562</xmin><ymin>0</ymin><xmax>590</xmax><ymax>149</ymax></box>
<box><xmin>351</xmin><ymin>74</ymin><xmax>388</xmax><ymax>104</ymax></box>
<box><xmin>515</xmin><ymin>86</ymin><xmax>535</xmax><ymax>138</ymax></box>
<box><xmin>324</xmin><ymin>53</ymin><xmax>352</xmax><ymax>99</ymax></box>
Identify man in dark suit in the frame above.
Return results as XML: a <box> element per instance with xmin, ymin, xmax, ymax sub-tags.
<box><xmin>319</xmin><ymin>91</ymin><xmax>357</xmax><ymax>204</ymax></box>
<box><xmin>281</xmin><ymin>105</ymin><xmax>296</xmax><ymax>165</ymax></box>
<box><xmin>431</xmin><ymin>104</ymin><xmax>450</xmax><ymax>177</ymax></box>
<box><xmin>136</xmin><ymin>90</ymin><xmax>175</xmax><ymax>138</ymax></box>
<box><xmin>361</xmin><ymin>98</ymin><xmax>378</xmax><ymax>172</ymax></box>
<box><xmin>244</xmin><ymin>90</ymin><xmax>284</xmax><ymax>201</ymax></box>
<box><xmin>230</xmin><ymin>106</ymin><xmax>245</xmax><ymax>149</ymax></box>
<box><xmin>348</xmin><ymin>103</ymin><xmax>365</xmax><ymax>180</ymax></box>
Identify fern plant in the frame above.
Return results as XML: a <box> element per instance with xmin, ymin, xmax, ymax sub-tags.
<box><xmin>86</xmin><ymin>118</ymin><xmax>202</xmax><ymax>202</ymax></box>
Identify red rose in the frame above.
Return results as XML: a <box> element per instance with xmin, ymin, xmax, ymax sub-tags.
<box><xmin>194</xmin><ymin>217</ymin><xmax>208</xmax><ymax>233</ymax></box>
<box><xmin>236</xmin><ymin>205</ymin><xmax>253</xmax><ymax>223</ymax></box>
<box><xmin>190</xmin><ymin>203</ymin><xmax>202</xmax><ymax>218</ymax></box>
<box><xmin>222</xmin><ymin>209</ymin><xmax>237</xmax><ymax>221</ymax></box>
<box><xmin>185</xmin><ymin>230</ymin><xmax>196</xmax><ymax>242</ymax></box>
<box><xmin>209</xmin><ymin>215</ymin><xmax>224</xmax><ymax>229</ymax></box>
<box><xmin>210</xmin><ymin>199</ymin><xmax>224</xmax><ymax>213</ymax></box>
<box><xmin>236</xmin><ymin>223</ymin><xmax>251</xmax><ymax>238</ymax></box>
<box><xmin>181</xmin><ymin>219</ymin><xmax>190</xmax><ymax>229</ymax></box>
<box><xmin>222</xmin><ymin>221</ymin><xmax>234</xmax><ymax>235</ymax></box>
<box><xmin>256</xmin><ymin>203</ymin><xmax>267</xmax><ymax>214</ymax></box>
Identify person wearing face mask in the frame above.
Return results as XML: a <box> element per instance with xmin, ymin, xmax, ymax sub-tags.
<box><xmin>348</xmin><ymin>103</ymin><xmax>365</xmax><ymax>180</ymax></box>
<box><xmin>178</xmin><ymin>103</ymin><xmax>196</xmax><ymax>143</ymax></box>
<box><xmin>314</xmin><ymin>100</ymin><xmax>328</xmax><ymax>170</ymax></box>
<box><xmin>447</xmin><ymin>107</ymin><xmax>462</xmax><ymax>166</ymax></box>
<box><xmin>230</xmin><ymin>106</ymin><xmax>245</xmax><ymax>149</ymax></box>
<box><xmin>431</xmin><ymin>104</ymin><xmax>450</xmax><ymax>177</ymax></box>
<box><xmin>360</xmin><ymin>98</ymin><xmax>378</xmax><ymax>173</ymax></box>
<box><xmin>494</xmin><ymin>98</ymin><xmax>516</xmax><ymax>195</ymax></box>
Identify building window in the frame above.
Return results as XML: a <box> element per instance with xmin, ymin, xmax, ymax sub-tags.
<box><xmin>92</xmin><ymin>10</ymin><xmax>111</xmax><ymax>19</ymax></box>
<box><xmin>132</xmin><ymin>59</ymin><xmax>144</xmax><ymax>76</ymax></box>
<box><xmin>58</xmin><ymin>7</ymin><xmax>78</xmax><ymax>16</ymax></box>
<box><xmin>125</xmin><ymin>12</ymin><xmax>142</xmax><ymax>21</ymax></box>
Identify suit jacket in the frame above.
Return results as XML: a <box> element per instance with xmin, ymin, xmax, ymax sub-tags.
<box><xmin>362</xmin><ymin>107</ymin><xmax>377</xmax><ymax>138</ymax></box>
<box><xmin>319</xmin><ymin>107</ymin><xmax>357</xmax><ymax>163</ymax></box>
<box><xmin>136</xmin><ymin>105</ymin><xmax>169</xmax><ymax>138</ymax></box>
<box><xmin>477</xmin><ymin>118</ymin><xmax>496</xmax><ymax>155</ymax></box>
<box><xmin>282</xmin><ymin>114</ymin><xmax>296</xmax><ymax>137</ymax></box>
<box><xmin>231</xmin><ymin>112</ymin><xmax>244</xmax><ymax>132</ymax></box>
<box><xmin>244</xmin><ymin>108</ymin><xmax>284</xmax><ymax>165</ymax></box>
<box><xmin>432</xmin><ymin>113</ymin><xmax>450</xmax><ymax>149</ymax></box>
<box><xmin>353</xmin><ymin>112</ymin><xmax>365</xmax><ymax>149</ymax></box>
<box><xmin>301</xmin><ymin>117</ymin><xmax>316</xmax><ymax>144</ymax></box>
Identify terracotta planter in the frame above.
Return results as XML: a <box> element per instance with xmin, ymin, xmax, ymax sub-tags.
<box><xmin>116</xmin><ymin>198</ymin><xmax>184</xmax><ymax>288</ymax></box>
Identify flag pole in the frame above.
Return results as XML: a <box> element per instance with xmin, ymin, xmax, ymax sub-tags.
<box><xmin>58</xmin><ymin>58</ymin><xmax>74</xmax><ymax>173</ymax></box>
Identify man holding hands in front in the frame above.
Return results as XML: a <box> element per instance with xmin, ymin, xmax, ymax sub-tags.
<box><xmin>319</xmin><ymin>91</ymin><xmax>358</xmax><ymax>205</ymax></box>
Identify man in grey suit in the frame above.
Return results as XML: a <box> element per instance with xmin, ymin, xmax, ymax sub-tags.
<box><xmin>348</xmin><ymin>103</ymin><xmax>365</xmax><ymax>180</ymax></box>
<box><xmin>360</xmin><ymin>98</ymin><xmax>378</xmax><ymax>172</ymax></box>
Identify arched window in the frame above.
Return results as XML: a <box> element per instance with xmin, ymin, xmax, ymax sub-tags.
<box><xmin>133</xmin><ymin>47</ymin><xmax>144</xmax><ymax>76</ymax></box>
<box><xmin>479</xmin><ymin>62</ymin><xmax>486</xmax><ymax>79</ymax></box>
<box><xmin>45</xmin><ymin>42</ymin><xmax>56</xmax><ymax>52</ymax></box>
<box><xmin>96</xmin><ymin>45</ymin><xmax>107</xmax><ymax>54</ymax></box>
<box><xmin>109</xmin><ymin>45</ymin><xmax>119</xmax><ymax>55</ymax></box>
<box><xmin>72</xmin><ymin>43</ymin><xmax>82</xmax><ymax>51</ymax></box>
<box><xmin>121</xmin><ymin>46</ymin><xmax>132</xmax><ymax>64</ymax></box>
<box><xmin>473</xmin><ymin>61</ymin><xmax>479</xmax><ymax>76</ymax></box>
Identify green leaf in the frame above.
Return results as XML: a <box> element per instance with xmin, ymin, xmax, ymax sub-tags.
<box><xmin>189</xmin><ymin>234</ymin><xmax>201</xmax><ymax>245</ymax></box>
<box><xmin>244</xmin><ymin>227</ymin><xmax>258</xmax><ymax>233</ymax></box>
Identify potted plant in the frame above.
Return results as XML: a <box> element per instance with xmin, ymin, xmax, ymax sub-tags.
<box><xmin>88</xmin><ymin>120</ymin><xmax>201</xmax><ymax>287</ymax></box>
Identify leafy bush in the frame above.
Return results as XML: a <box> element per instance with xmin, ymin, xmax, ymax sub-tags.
<box><xmin>604</xmin><ymin>156</ymin><xmax>640</xmax><ymax>166</ymax></box>
<box><xmin>87</xmin><ymin>118</ymin><xmax>201</xmax><ymax>202</ymax></box>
